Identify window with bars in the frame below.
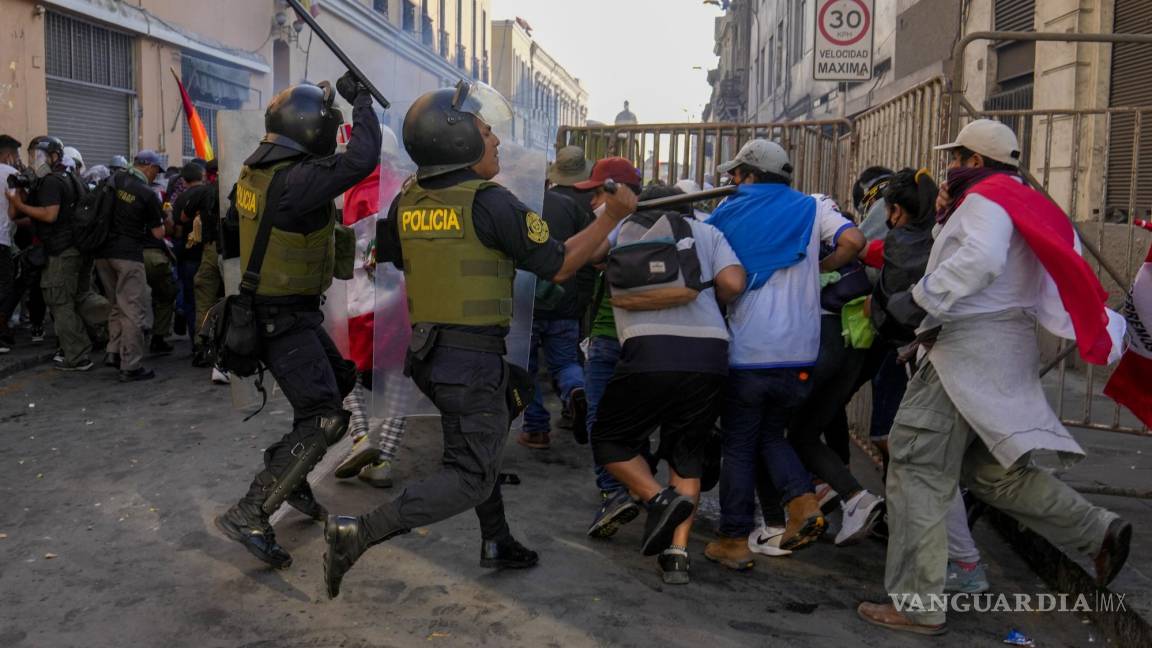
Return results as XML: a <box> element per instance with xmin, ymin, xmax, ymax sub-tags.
<box><xmin>46</xmin><ymin>11</ymin><xmax>133</xmax><ymax>90</ymax></box>
<box><xmin>182</xmin><ymin>103</ymin><xmax>221</xmax><ymax>159</ymax></box>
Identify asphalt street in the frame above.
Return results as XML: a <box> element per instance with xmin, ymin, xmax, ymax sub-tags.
<box><xmin>0</xmin><ymin>341</ymin><xmax>1112</xmax><ymax>647</ymax></box>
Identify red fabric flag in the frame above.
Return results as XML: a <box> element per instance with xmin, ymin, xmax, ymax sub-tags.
<box><xmin>171</xmin><ymin>68</ymin><xmax>214</xmax><ymax>161</ymax></box>
<box><xmin>1104</xmin><ymin>238</ymin><xmax>1152</xmax><ymax>427</ymax></box>
<box><xmin>968</xmin><ymin>174</ymin><xmax>1113</xmax><ymax>365</ymax></box>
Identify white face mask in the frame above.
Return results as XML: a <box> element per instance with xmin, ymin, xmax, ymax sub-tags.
<box><xmin>593</xmin><ymin>203</ymin><xmax>607</xmax><ymax>219</ymax></box>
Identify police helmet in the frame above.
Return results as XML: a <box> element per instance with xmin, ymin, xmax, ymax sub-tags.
<box><xmin>403</xmin><ymin>80</ymin><xmax>512</xmax><ymax>180</ymax></box>
<box><xmin>263</xmin><ymin>82</ymin><xmax>344</xmax><ymax>158</ymax></box>
<box><xmin>109</xmin><ymin>155</ymin><xmax>129</xmax><ymax>170</ymax></box>
<box><xmin>29</xmin><ymin>136</ymin><xmax>65</xmax><ymax>158</ymax></box>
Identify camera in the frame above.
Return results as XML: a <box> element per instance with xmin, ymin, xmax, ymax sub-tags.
<box><xmin>6</xmin><ymin>168</ymin><xmax>38</xmax><ymax>191</ymax></box>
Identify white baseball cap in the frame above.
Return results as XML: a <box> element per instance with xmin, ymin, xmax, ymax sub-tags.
<box><xmin>717</xmin><ymin>139</ymin><xmax>793</xmax><ymax>180</ymax></box>
<box><xmin>934</xmin><ymin>119</ymin><xmax>1021</xmax><ymax>167</ymax></box>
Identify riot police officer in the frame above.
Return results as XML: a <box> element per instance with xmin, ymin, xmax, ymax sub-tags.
<box><xmin>322</xmin><ymin>80</ymin><xmax>637</xmax><ymax>598</ymax></box>
<box><xmin>215</xmin><ymin>72</ymin><xmax>381</xmax><ymax>569</ymax></box>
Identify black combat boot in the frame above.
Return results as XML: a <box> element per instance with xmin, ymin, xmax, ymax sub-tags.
<box><xmin>215</xmin><ymin>503</ymin><xmax>292</xmax><ymax>569</ymax></box>
<box><xmin>324</xmin><ymin>515</ymin><xmax>368</xmax><ymax>599</ymax></box>
<box><xmin>286</xmin><ymin>482</ymin><xmax>327</xmax><ymax>521</ymax></box>
<box><xmin>480</xmin><ymin>535</ymin><xmax>539</xmax><ymax>569</ymax></box>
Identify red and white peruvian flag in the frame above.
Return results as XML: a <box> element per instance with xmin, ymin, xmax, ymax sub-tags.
<box><xmin>342</xmin><ymin>167</ymin><xmax>383</xmax><ymax>373</ymax></box>
<box><xmin>1104</xmin><ymin>223</ymin><xmax>1152</xmax><ymax>428</ymax></box>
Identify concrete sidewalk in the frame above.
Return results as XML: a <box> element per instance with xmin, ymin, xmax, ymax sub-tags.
<box><xmin>0</xmin><ymin>326</ymin><xmax>57</xmax><ymax>380</ymax></box>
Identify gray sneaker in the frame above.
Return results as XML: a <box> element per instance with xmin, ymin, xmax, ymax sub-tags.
<box><xmin>945</xmin><ymin>560</ymin><xmax>990</xmax><ymax>593</ymax></box>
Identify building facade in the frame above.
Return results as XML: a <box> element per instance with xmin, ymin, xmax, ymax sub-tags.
<box><xmin>0</xmin><ymin>0</ymin><xmax>491</xmax><ymax>167</ymax></box>
<box><xmin>490</xmin><ymin>18</ymin><xmax>588</xmax><ymax>156</ymax></box>
<box><xmin>704</xmin><ymin>0</ymin><xmax>1151</xmax><ymax>221</ymax></box>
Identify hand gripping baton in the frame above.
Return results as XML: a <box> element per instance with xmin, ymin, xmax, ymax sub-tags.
<box><xmin>285</xmin><ymin>0</ymin><xmax>391</xmax><ymax>110</ymax></box>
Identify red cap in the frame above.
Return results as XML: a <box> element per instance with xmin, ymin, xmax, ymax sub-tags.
<box><xmin>573</xmin><ymin>156</ymin><xmax>642</xmax><ymax>190</ymax></box>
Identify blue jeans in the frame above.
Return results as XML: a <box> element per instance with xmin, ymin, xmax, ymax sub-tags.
<box><xmin>524</xmin><ymin>318</ymin><xmax>585</xmax><ymax>434</ymax></box>
<box><xmin>584</xmin><ymin>336</ymin><xmax>624</xmax><ymax>492</ymax></box>
<box><xmin>719</xmin><ymin>368</ymin><xmax>814</xmax><ymax>537</ymax></box>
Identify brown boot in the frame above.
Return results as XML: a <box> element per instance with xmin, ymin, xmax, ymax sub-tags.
<box><xmin>781</xmin><ymin>492</ymin><xmax>826</xmax><ymax>551</ymax></box>
<box><xmin>517</xmin><ymin>431</ymin><xmax>550</xmax><ymax>449</ymax></box>
<box><xmin>704</xmin><ymin>536</ymin><xmax>755</xmax><ymax>571</ymax></box>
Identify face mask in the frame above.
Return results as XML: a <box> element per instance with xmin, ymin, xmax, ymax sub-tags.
<box><xmin>593</xmin><ymin>203</ymin><xmax>607</xmax><ymax>219</ymax></box>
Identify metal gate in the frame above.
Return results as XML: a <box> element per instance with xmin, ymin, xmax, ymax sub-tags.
<box><xmin>44</xmin><ymin>11</ymin><xmax>135</xmax><ymax>167</ymax></box>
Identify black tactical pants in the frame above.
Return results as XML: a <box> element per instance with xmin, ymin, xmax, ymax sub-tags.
<box><xmin>360</xmin><ymin>345</ymin><xmax>512</xmax><ymax>543</ymax></box>
<box><xmin>237</xmin><ymin>309</ymin><xmax>355</xmax><ymax>517</ymax></box>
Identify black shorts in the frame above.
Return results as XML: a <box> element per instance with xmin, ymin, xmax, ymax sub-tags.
<box><xmin>591</xmin><ymin>371</ymin><xmax>724</xmax><ymax>478</ymax></box>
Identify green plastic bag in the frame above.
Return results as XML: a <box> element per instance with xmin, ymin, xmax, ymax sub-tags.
<box><xmin>841</xmin><ymin>296</ymin><xmax>875</xmax><ymax>349</ymax></box>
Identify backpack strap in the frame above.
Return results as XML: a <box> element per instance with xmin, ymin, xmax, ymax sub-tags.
<box><xmin>667</xmin><ymin>212</ymin><xmax>713</xmax><ymax>291</ymax></box>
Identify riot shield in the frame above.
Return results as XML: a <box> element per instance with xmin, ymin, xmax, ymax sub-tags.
<box><xmin>369</xmin><ymin>88</ymin><xmax>545</xmax><ymax>424</ymax></box>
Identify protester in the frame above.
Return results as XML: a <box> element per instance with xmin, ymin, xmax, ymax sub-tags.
<box><xmin>172</xmin><ymin>162</ymin><xmax>207</xmax><ymax>351</ymax></box>
<box><xmin>0</xmin><ymin>134</ymin><xmax>20</xmax><ymax>353</ymax></box>
<box><xmin>579</xmin><ymin>159</ymin><xmax>646</xmax><ymax>541</ymax></box>
<box><xmin>858</xmin><ymin>119</ymin><xmax>1131</xmax><ymax>635</ymax></box>
<box><xmin>587</xmin><ymin>160</ymin><xmax>746</xmax><ymax>584</ymax></box>
<box><xmin>703</xmin><ymin>140</ymin><xmax>847</xmax><ymax>570</ymax></box>
<box><xmin>8</xmin><ymin>136</ymin><xmax>106</xmax><ymax>370</ymax></box>
<box><xmin>518</xmin><ymin>156</ymin><xmax>595</xmax><ymax>449</ymax></box>
<box><xmin>142</xmin><ymin>159</ymin><xmax>177</xmax><ymax>355</ymax></box>
<box><xmin>94</xmin><ymin>151</ymin><xmax>166</xmax><ymax>382</ymax></box>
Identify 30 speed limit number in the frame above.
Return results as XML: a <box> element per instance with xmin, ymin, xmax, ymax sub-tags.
<box><xmin>813</xmin><ymin>0</ymin><xmax>874</xmax><ymax>81</ymax></box>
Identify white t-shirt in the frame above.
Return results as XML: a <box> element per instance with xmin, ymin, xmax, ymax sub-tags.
<box><xmin>0</xmin><ymin>164</ymin><xmax>15</xmax><ymax>247</ymax></box>
<box><xmin>727</xmin><ymin>195</ymin><xmax>853</xmax><ymax>369</ymax></box>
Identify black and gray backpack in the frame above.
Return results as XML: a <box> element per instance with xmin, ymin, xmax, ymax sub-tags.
<box><xmin>605</xmin><ymin>210</ymin><xmax>712</xmax><ymax>311</ymax></box>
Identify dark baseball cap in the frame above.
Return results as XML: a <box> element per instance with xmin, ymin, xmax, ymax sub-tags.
<box><xmin>0</xmin><ymin>134</ymin><xmax>21</xmax><ymax>151</ymax></box>
<box><xmin>574</xmin><ymin>157</ymin><xmax>642</xmax><ymax>190</ymax></box>
<box><xmin>133</xmin><ymin>149</ymin><xmax>168</xmax><ymax>169</ymax></box>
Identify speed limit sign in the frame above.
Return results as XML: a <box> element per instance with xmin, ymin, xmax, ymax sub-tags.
<box><xmin>813</xmin><ymin>0</ymin><xmax>874</xmax><ymax>81</ymax></box>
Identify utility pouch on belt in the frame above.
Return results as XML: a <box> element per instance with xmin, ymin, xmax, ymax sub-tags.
<box><xmin>408</xmin><ymin>322</ymin><xmax>439</xmax><ymax>362</ymax></box>
<box><xmin>209</xmin><ymin>169</ymin><xmax>289</xmax><ymax>386</ymax></box>
<box><xmin>333</xmin><ymin>223</ymin><xmax>355</xmax><ymax>280</ymax></box>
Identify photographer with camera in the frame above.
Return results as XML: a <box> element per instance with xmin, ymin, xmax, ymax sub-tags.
<box><xmin>0</xmin><ymin>135</ymin><xmax>20</xmax><ymax>353</ymax></box>
<box><xmin>7</xmin><ymin>136</ymin><xmax>101</xmax><ymax>370</ymax></box>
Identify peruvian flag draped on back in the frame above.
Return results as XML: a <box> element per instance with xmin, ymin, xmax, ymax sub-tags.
<box><xmin>1104</xmin><ymin>227</ymin><xmax>1152</xmax><ymax>428</ymax></box>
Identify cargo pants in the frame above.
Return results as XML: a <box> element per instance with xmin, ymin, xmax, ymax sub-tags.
<box><xmin>144</xmin><ymin>247</ymin><xmax>177</xmax><ymax>339</ymax></box>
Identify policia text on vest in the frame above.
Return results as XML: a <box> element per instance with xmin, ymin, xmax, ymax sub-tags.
<box><xmin>401</xmin><ymin>206</ymin><xmax>463</xmax><ymax>237</ymax></box>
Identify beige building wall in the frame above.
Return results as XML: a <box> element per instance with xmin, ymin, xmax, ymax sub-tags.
<box><xmin>491</xmin><ymin>19</ymin><xmax>587</xmax><ymax>155</ymax></box>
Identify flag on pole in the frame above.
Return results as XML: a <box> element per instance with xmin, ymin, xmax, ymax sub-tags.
<box><xmin>170</xmin><ymin>68</ymin><xmax>215</xmax><ymax>161</ymax></box>
<box><xmin>1104</xmin><ymin>220</ymin><xmax>1152</xmax><ymax>428</ymax></box>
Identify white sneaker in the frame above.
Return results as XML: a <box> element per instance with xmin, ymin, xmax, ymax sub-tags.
<box><xmin>835</xmin><ymin>491</ymin><xmax>885</xmax><ymax>546</ymax></box>
<box><xmin>748</xmin><ymin>524</ymin><xmax>793</xmax><ymax>557</ymax></box>
<box><xmin>211</xmin><ymin>367</ymin><xmax>230</xmax><ymax>385</ymax></box>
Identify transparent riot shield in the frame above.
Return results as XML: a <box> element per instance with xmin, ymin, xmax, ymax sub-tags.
<box><xmin>216</xmin><ymin>110</ymin><xmax>284</xmax><ymax>410</ymax></box>
<box><xmin>369</xmin><ymin>92</ymin><xmax>545</xmax><ymax>424</ymax></box>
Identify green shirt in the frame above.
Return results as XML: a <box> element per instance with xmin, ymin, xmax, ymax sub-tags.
<box><xmin>589</xmin><ymin>274</ymin><xmax>617</xmax><ymax>340</ymax></box>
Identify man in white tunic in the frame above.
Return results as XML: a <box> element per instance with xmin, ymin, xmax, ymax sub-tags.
<box><xmin>858</xmin><ymin>120</ymin><xmax>1132</xmax><ymax>635</ymax></box>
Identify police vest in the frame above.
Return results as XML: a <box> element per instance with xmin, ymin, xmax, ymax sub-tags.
<box><xmin>397</xmin><ymin>179</ymin><xmax>515</xmax><ymax>326</ymax></box>
<box><xmin>236</xmin><ymin>161</ymin><xmax>336</xmax><ymax>297</ymax></box>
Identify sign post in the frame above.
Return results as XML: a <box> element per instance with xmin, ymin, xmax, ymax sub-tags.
<box><xmin>813</xmin><ymin>0</ymin><xmax>875</xmax><ymax>82</ymax></box>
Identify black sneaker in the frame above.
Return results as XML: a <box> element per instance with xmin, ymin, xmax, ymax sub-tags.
<box><xmin>54</xmin><ymin>358</ymin><xmax>94</xmax><ymax>372</ymax></box>
<box><xmin>640</xmin><ymin>488</ymin><xmax>695</xmax><ymax>556</ymax></box>
<box><xmin>118</xmin><ymin>367</ymin><xmax>156</xmax><ymax>382</ymax></box>
<box><xmin>658</xmin><ymin>550</ymin><xmax>691</xmax><ymax>585</ymax></box>
<box><xmin>0</xmin><ymin>335</ymin><xmax>12</xmax><ymax>354</ymax></box>
<box><xmin>150</xmin><ymin>336</ymin><xmax>174</xmax><ymax>355</ymax></box>
<box><xmin>480</xmin><ymin>536</ymin><xmax>539</xmax><ymax>569</ymax></box>
<box><xmin>215</xmin><ymin>505</ymin><xmax>293</xmax><ymax>569</ymax></box>
<box><xmin>324</xmin><ymin>515</ymin><xmax>367</xmax><ymax>599</ymax></box>
<box><xmin>569</xmin><ymin>387</ymin><xmax>588</xmax><ymax>444</ymax></box>
<box><xmin>587</xmin><ymin>489</ymin><xmax>640</xmax><ymax>539</ymax></box>
<box><xmin>30</xmin><ymin>326</ymin><xmax>45</xmax><ymax>343</ymax></box>
<box><xmin>104</xmin><ymin>352</ymin><xmax>121</xmax><ymax>368</ymax></box>
<box><xmin>1094</xmin><ymin>517</ymin><xmax>1132</xmax><ymax>587</ymax></box>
